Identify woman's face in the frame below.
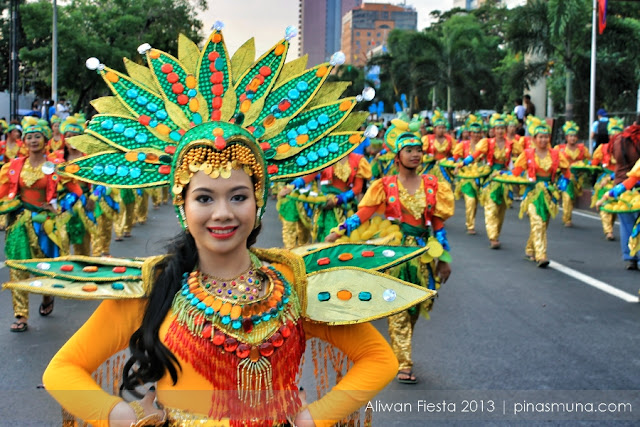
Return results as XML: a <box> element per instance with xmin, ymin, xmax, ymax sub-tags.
<box><xmin>24</xmin><ymin>132</ymin><xmax>46</xmax><ymax>153</ymax></box>
<box><xmin>398</xmin><ymin>145</ymin><xmax>423</xmax><ymax>169</ymax></box>
<box><xmin>52</xmin><ymin>122</ymin><xmax>60</xmax><ymax>133</ymax></box>
<box><xmin>10</xmin><ymin>129</ymin><xmax>21</xmax><ymax>140</ymax></box>
<box><xmin>494</xmin><ymin>126</ymin><xmax>505</xmax><ymax>138</ymax></box>
<box><xmin>566</xmin><ymin>134</ymin><xmax>578</xmax><ymax>145</ymax></box>
<box><xmin>534</xmin><ymin>133</ymin><xmax>550</xmax><ymax>149</ymax></box>
<box><xmin>184</xmin><ymin>169</ymin><xmax>257</xmax><ymax>260</ymax></box>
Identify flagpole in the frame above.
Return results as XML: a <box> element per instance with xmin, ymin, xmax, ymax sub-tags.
<box><xmin>588</xmin><ymin>0</ymin><xmax>597</xmax><ymax>153</ymax></box>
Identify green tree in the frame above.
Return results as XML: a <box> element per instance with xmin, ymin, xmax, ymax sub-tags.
<box><xmin>12</xmin><ymin>0</ymin><xmax>206</xmax><ymax>113</ymax></box>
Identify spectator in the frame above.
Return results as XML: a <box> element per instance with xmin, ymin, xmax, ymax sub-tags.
<box><xmin>56</xmin><ymin>98</ymin><xmax>70</xmax><ymax>120</ymax></box>
<box><xmin>523</xmin><ymin>94</ymin><xmax>536</xmax><ymax>117</ymax></box>
<box><xmin>591</xmin><ymin>108</ymin><xmax>609</xmax><ymax>150</ymax></box>
<box><xmin>513</xmin><ymin>98</ymin><xmax>525</xmax><ymax>124</ymax></box>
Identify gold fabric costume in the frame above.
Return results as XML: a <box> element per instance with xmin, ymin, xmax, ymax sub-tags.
<box><xmin>463</xmin><ymin>194</ymin><xmax>477</xmax><ymax>232</ymax></box>
<box><xmin>135</xmin><ymin>190</ymin><xmax>149</xmax><ymax>224</ymax></box>
<box><xmin>397</xmin><ymin>179</ymin><xmax>427</xmax><ymax>220</ymax></box>
<box><xmin>114</xmin><ymin>202</ymin><xmax>135</xmax><ymax>238</ymax></box>
<box><xmin>162</xmin><ymin>185</ymin><xmax>170</xmax><ymax>204</ymax></box>
<box><xmin>92</xmin><ymin>215</ymin><xmax>114</xmax><ymax>256</ymax></box>
<box><xmin>151</xmin><ymin>187</ymin><xmax>163</xmax><ymax>208</ymax></box>
<box><xmin>73</xmin><ymin>233</ymin><xmax>92</xmax><ymax>257</ymax></box>
<box><xmin>599</xmin><ymin>210</ymin><xmax>616</xmax><ymax>235</ymax></box>
<box><xmin>387</xmin><ymin>310</ymin><xmax>420</xmax><ymax>371</ymax></box>
<box><xmin>281</xmin><ymin>219</ymin><xmax>311</xmax><ymax>250</ymax></box>
<box><xmin>525</xmin><ymin>202</ymin><xmax>549</xmax><ymax>262</ymax></box>
<box><xmin>484</xmin><ymin>198</ymin><xmax>506</xmax><ymax>241</ymax></box>
<box><xmin>11</xmin><ymin>269</ymin><xmax>30</xmax><ymax>319</ymax></box>
<box><xmin>562</xmin><ymin>192</ymin><xmax>574</xmax><ymax>225</ymax></box>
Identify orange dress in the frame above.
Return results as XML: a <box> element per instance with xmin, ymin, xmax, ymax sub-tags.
<box><xmin>42</xmin><ymin>258</ymin><xmax>397</xmax><ymax>427</ymax></box>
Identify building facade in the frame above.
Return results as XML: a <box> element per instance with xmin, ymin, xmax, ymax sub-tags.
<box><xmin>341</xmin><ymin>3</ymin><xmax>417</xmax><ymax>67</ymax></box>
<box><xmin>298</xmin><ymin>0</ymin><xmax>362</xmax><ymax>66</ymax></box>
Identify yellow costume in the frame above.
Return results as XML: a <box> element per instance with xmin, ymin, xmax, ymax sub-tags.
<box><xmin>512</xmin><ymin>148</ymin><xmax>570</xmax><ymax>263</ymax></box>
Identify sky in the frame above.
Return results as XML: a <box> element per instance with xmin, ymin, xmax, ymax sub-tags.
<box><xmin>198</xmin><ymin>0</ymin><xmax>454</xmax><ymax>60</ymax></box>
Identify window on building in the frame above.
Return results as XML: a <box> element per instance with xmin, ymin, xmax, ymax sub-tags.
<box><xmin>356</xmin><ymin>31</ymin><xmax>360</xmax><ymax>36</ymax></box>
<box><xmin>377</xmin><ymin>32</ymin><xmax>381</xmax><ymax>37</ymax></box>
<box><xmin>367</xmin><ymin>32</ymin><xmax>371</xmax><ymax>36</ymax></box>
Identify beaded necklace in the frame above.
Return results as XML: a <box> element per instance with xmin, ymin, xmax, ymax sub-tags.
<box><xmin>197</xmin><ymin>262</ymin><xmax>263</xmax><ymax>301</ymax></box>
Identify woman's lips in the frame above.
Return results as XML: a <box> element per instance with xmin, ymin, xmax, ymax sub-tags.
<box><xmin>207</xmin><ymin>226</ymin><xmax>238</xmax><ymax>239</ymax></box>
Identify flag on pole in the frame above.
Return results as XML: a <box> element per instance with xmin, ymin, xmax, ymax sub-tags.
<box><xmin>598</xmin><ymin>0</ymin><xmax>607</xmax><ymax>34</ymax></box>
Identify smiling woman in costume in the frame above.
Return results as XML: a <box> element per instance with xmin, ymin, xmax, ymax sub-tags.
<box><xmin>2</xmin><ymin>24</ymin><xmax>435</xmax><ymax>426</ymax></box>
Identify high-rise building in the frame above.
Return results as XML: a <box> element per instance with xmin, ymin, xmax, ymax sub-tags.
<box><xmin>341</xmin><ymin>3</ymin><xmax>417</xmax><ymax>67</ymax></box>
<box><xmin>298</xmin><ymin>0</ymin><xmax>362</xmax><ymax>66</ymax></box>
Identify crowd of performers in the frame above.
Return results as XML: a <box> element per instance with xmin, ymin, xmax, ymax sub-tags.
<box><xmin>2</xmin><ymin>106</ymin><xmax>638</xmax><ymax>380</ymax></box>
<box><xmin>275</xmin><ymin>109</ymin><xmax>639</xmax><ymax>383</ymax></box>
<box><xmin>0</xmin><ymin>116</ymin><xmax>170</xmax><ymax>332</ymax></box>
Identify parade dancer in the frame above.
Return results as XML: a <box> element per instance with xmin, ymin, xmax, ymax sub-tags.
<box><xmin>276</xmin><ymin>175</ymin><xmax>315</xmax><ymax>249</ymax></box>
<box><xmin>510</xmin><ymin>118</ymin><xmax>570</xmax><ymax>268</ymax></box>
<box><xmin>1</xmin><ymin>122</ymin><xmax>28</xmax><ymax>163</ymax></box>
<box><xmin>590</xmin><ymin>118</ymin><xmax>623</xmax><ymax>241</ymax></box>
<box><xmin>114</xmin><ymin>188</ymin><xmax>136</xmax><ymax>241</ymax></box>
<box><xmin>327</xmin><ymin>132</ymin><xmax>454</xmax><ymax>384</ymax></box>
<box><xmin>0</xmin><ymin>120</ymin><xmax>82</xmax><ymax>331</ymax></box>
<box><xmin>47</xmin><ymin>115</ymin><xmax>64</xmax><ymax>154</ymax></box>
<box><xmin>313</xmin><ymin>152</ymin><xmax>371</xmax><ymax>242</ymax></box>
<box><xmin>453</xmin><ymin>114</ymin><xmax>484</xmax><ymax>234</ymax></box>
<box><xmin>90</xmin><ymin>185</ymin><xmax>119</xmax><ymax>256</ymax></box>
<box><xmin>557</xmin><ymin>121</ymin><xmax>591</xmax><ymax>227</ymax></box>
<box><xmin>4</xmin><ymin>25</ymin><xmax>436</xmax><ymax>425</ymax></box>
<box><xmin>58</xmin><ymin>116</ymin><xmax>97</xmax><ymax>256</ymax></box>
<box><xmin>422</xmin><ymin>109</ymin><xmax>454</xmax><ymax>160</ymax></box>
<box><xmin>462</xmin><ymin>114</ymin><xmax>516</xmax><ymax>249</ymax></box>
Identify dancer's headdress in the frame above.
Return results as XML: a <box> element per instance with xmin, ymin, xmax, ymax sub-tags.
<box><xmin>489</xmin><ymin>113</ymin><xmax>506</xmax><ymax>128</ymax></box>
<box><xmin>59</xmin><ymin>24</ymin><xmax>375</xmax><ymax>228</ymax></box>
<box><xmin>608</xmin><ymin>117</ymin><xmax>624</xmax><ymax>135</ymax></box>
<box><xmin>562</xmin><ymin>120</ymin><xmax>579</xmax><ymax>136</ymax></box>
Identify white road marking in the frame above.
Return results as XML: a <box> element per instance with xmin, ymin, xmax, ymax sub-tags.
<box><xmin>560</xmin><ymin>208</ymin><xmax>620</xmax><ymax>225</ymax></box>
<box><xmin>549</xmin><ymin>260</ymin><xmax>639</xmax><ymax>303</ymax></box>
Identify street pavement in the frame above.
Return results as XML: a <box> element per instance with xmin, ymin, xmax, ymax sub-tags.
<box><xmin>0</xmin><ymin>197</ymin><xmax>638</xmax><ymax>426</ymax></box>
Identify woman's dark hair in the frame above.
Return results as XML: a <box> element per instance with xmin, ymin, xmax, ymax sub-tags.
<box><xmin>121</xmin><ymin>222</ymin><xmax>262</xmax><ymax>393</ymax></box>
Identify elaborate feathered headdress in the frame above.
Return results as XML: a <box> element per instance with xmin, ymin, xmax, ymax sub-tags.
<box><xmin>59</xmin><ymin>24</ymin><xmax>375</xmax><ymax>228</ymax></box>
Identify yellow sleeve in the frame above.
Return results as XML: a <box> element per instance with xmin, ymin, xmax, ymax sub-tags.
<box><xmin>512</xmin><ymin>151</ymin><xmax>528</xmax><ymax>175</ymax></box>
<box><xmin>582</xmin><ymin>145</ymin><xmax>592</xmax><ymax>161</ymax></box>
<box><xmin>473</xmin><ymin>138</ymin><xmax>489</xmax><ymax>158</ymax></box>
<box><xmin>558</xmin><ymin>151</ymin><xmax>570</xmax><ymax>169</ymax></box>
<box><xmin>357</xmin><ymin>178</ymin><xmax>386</xmax><ymax>209</ymax></box>
<box><xmin>451</xmin><ymin>142</ymin><xmax>464</xmax><ymax>158</ymax></box>
<box><xmin>356</xmin><ymin>156</ymin><xmax>372</xmax><ymax>180</ymax></box>
<box><xmin>591</xmin><ymin>145</ymin><xmax>603</xmax><ymax>163</ymax></box>
<box><xmin>512</xmin><ymin>138</ymin><xmax>524</xmax><ymax>157</ymax></box>
<box><xmin>0</xmin><ymin>162</ymin><xmax>11</xmax><ymax>199</ymax></box>
<box><xmin>303</xmin><ymin>321</ymin><xmax>397</xmax><ymax>427</ymax></box>
<box><xmin>628</xmin><ymin>158</ymin><xmax>640</xmax><ymax>178</ymax></box>
<box><xmin>435</xmin><ymin>179</ymin><xmax>454</xmax><ymax>220</ymax></box>
<box><xmin>42</xmin><ymin>298</ymin><xmax>147</xmax><ymax>426</ymax></box>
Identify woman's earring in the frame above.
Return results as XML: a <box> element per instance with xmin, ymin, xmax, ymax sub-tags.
<box><xmin>179</xmin><ymin>205</ymin><xmax>188</xmax><ymax>232</ymax></box>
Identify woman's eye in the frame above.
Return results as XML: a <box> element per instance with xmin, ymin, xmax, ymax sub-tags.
<box><xmin>195</xmin><ymin>195</ymin><xmax>212</xmax><ymax>203</ymax></box>
<box><xmin>231</xmin><ymin>194</ymin><xmax>248</xmax><ymax>202</ymax></box>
